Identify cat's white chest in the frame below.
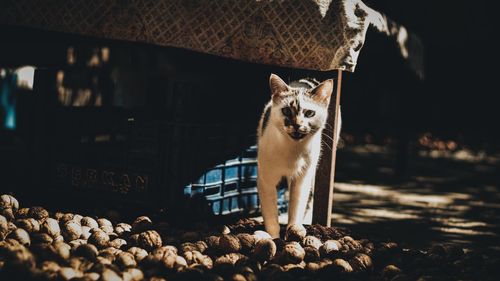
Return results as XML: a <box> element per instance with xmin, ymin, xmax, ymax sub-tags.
<box><xmin>258</xmin><ymin>127</ymin><xmax>318</xmax><ymax>178</ymax></box>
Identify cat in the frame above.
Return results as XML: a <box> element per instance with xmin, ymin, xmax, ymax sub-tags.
<box><xmin>257</xmin><ymin>73</ymin><xmax>339</xmax><ymax>238</ymax></box>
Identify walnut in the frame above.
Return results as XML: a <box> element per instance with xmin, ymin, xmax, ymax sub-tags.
<box><xmin>259</xmin><ymin>264</ymin><xmax>284</xmax><ymax>280</ymax></box>
<box><xmin>382</xmin><ymin>264</ymin><xmax>402</xmax><ymax>280</ymax></box>
<box><xmin>179</xmin><ymin>242</ymin><xmax>198</xmax><ymax>253</ymax></box>
<box><xmin>219</xmin><ymin>234</ymin><xmax>241</xmax><ymax>253</ymax></box>
<box><xmin>48</xmin><ymin>241</ymin><xmax>71</xmax><ymax>261</ymax></box>
<box><xmin>69</xmin><ymin>239</ymin><xmax>87</xmax><ymax>251</ymax></box>
<box><xmin>7</xmin><ymin>221</ymin><xmax>16</xmax><ymax>232</ymax></box>
<box><xmin>100</xmin><ymin>224</ymin><xmax>115</xmax><ymax>234</ymax></box>
<box><xmin>253</xmin><ymin>230</ymin><xmax>272</xmax><ymax>242</ymax></box>
<box><xmin>127</xmin><ymin>247</ymin><xmax>148</xmax><ymax>263</ymax></box>
<box><xmin>88</xmin><ymin>230</ymin><xmax>110</xmax><ymax>248</ymax></box>
<box><xmin>116</xmin><ymin>251</ymin><xmax>137</xmax><ymax>269</ymax></box>
<box><xmin>58</xmin><ymin>266</ymin><xmax>83</xmax><ymax>280</ymax></box>
<box><xmin>0</xmin><ymin>194</ymin><xmax>19</xmax><ymax>211</ymax></box>
<box><xmin>53</xmin><ymin>212</ymin><xmax>65</xmax><ymax>221</ymax></box>
<box><xmin>81</xmin><ymin>226</ymin><xmax>92</xmax><ymax>240</ymax></box>
<box><xmin>131</xmin><ymin>216</ymin><xmax>153</xmax><ymax>234</ymax></box>
<box><xmin>319</xmin><ymin>240</ymin><xmax>341</xmax><ymax>258</ymax></box>
<box><xmin>221</xmin><ymin>225</ymin><xmax>231</xmax><ymax>235</ymax></box>
<box><xmin>0</xmin><ymin>214</ymin><xmax>7</xmax><ymax>224</ymax></box>
<box><xmin>115</xmin><ymin>223</ymin><xmax>132</xmax><ymax>237</ymax></box>
<box><xmin>41</xmin><ymin>218</ymin><xmax>61</xmax><ymax>237</ymax></box>
<box><xmin>233</xmin><ymin>267</ymin><xmax>257</xmax><ymax>281</ymax></box>
<box><xmin>214</xmin><ymin>253</ymin><xmax>245</xmax><ymax>267</ymax></box>
<box><xmin>97</xmin><ymin>218</ymin><xmax>113</xmax><ymax>227</ymax></box>
<box><xmin>206</xmin><ymin>235</ymin><xmax>220</xmax><ymax>251</ymax></box>
<box><xmin>339</xmin><ymin>236</ymin><xmax>363</xmax><ymax>257</ymax></box>
<box><xmin>62</xmin><ymin>221</ymin><xmax>83</xmax><ymax>241</ymax></box>
<box><xmin>237</xmin><ymin>233</ymin><xmax>256</xmax><ymax>254</ymax></box>
<box><xmin>41</xmin><ymin>260</ymin><xmax>61</xmax><ymax>278</ymax></box>
<box><xmin>31</xmin><ymin>232</ymin><xmax>54</xmax><ymax>246</ymax></box>
<box><xmin>123</xmin><ymin>267</ymin><xmax>144</xmax><ymax>281</ymax></box>
<box><xmin>280</xmin><ymin>242</ymin><xmax>305</xmax><ymax>264</ymax></box>
<box><xmin>129</xmin><ymin>233</ymin><xmax>140</xmax><ymax>247</ymax></box>
<box><xmin>60</xmin><ymin>213</ymin><xmax>76</xmax><ymax>225</ymax></box>
<box><xmin>145</xmin><ymin>246</ymin><xmax>177</xmax><ymax>266</ymax></box>
<box><xmin>81</xmin><ymin>217</ymin><xmax>99</xmax><ymax>229</ymax></box>
<box><xmin>331</xmin><ymin>258</ymin><xmax>354</xmax><ymax>273</ymax></box>
<box><xmin>84</xmin><ymin>272</ymin><xmax>101</xmax><ymax>281</ymax></box>
<box><xmin>304</xmin><ymin>246</ymin><xmax>321</xmax><ymax>262</ymax></box>
<box><xmin>199</xmin><ymin>255</ymin><xmax>214</xmax><ymax>269</ymax></box>
<box><xmin>162</xmin><ymin>254</ymin><xmax>188</xmax><ymax>270</ymax></box>
<box><xmin>74</xmin><ymin>243</ymin><xmax>99</xmax><ymax>260</ymax></box>
<box><xmin>253</xmin><ymin>238</ymin><xmax>277</xmax><ymax>262</ymax></box>
<box><xmin>15</xmin><ymin>218</ymin><xmax>40</xmax><ymax>234</ymax></box>
<box><xmin>182</xmin><ymin>249</ymin><xmax>202</xmax><ymax>264</ymax></box>
<box><xmin>230</xmin><ymin>273</ymin><xmax>247</xmax><ymax>281</ymax></box>
<box><xmin>302</xmin><ymin>235</ymin><xmax>322</xmax><ymax>250</ymax></box>
<box><xmin>349</xmin><ymin>253</ymin><xmax>373</xmax><ymax>272</ymax></box>
<box><xmin>362</xmin><ymin>242</ymin><xmax>375</xmax><ymax>255</ymax></box>
<box><xmin>0</xmin><ymin>218</ymin><xmax>9</xmax><ymax>240</ymax></box>
<box><xmin>16</xmin><ymin>207</ymin><xmax>30</xmax><ymax>219</ymax></box>
<box><xmin>7</xmin><ymin>228</ymin><xmax>30</xmax><ymax>246</ymax></box>
<box><xmin>99</xmin><ymin>247</ymin><xmax>122</xmax><ymax>261</ymax></box>
<box><xmin>282</xmin><ymin>261</ymin><xmax>306</xmax><ymax>271</ymax></box>
<box><xmin>137</xmin><ymin>230</ymin><xmax>162</xmax><ymax>251</ymax></box>
<box><xmin>9</xmin><ymin>245</ymin><xmax>36</xmax><ymax>268</ymax></box>
<box><xmin>73</xmin><ymin>214</ymin><xmax>84</xmax><ymax>224</ymax></box>
<box><xmin>51</xmin><ymin>233</ymin><xmax>62</xmax><ymax>242</ymax></box>
<box><xmin>195</xmin><ymin>240</ymin><xmax>208</xmax><ymax>253</ymax></box>
<box><xmin>28</xmin><ymin>206</ymin><xmax>49</xmax><ymax>222</ymax></box>
<box><xmin>0</xmin><ymin>238</ymin><xmax>21</xmax><ymax>251</ymax></box>
<box><xmin>317</xmin><ymin>257</ymin><xmax>333</xmax><ymax>269</ymax></box>
<box><xmin>0</xmin><ymin>208</ymin><xmax>14</xmax><ymax>221</ymax></box>
<box><xmin>285</xmin><ymin>224</ymin><xmax>307</xmax><ymax>242</ymax></box>
<box><xmin>96</xmin><ymin>255</ymin><xmax>113</xmax><ymax>266</ymax></box>
<box><xmin>306</xmin><ymin>262</ymin><xmax>321</xmax><ymax>271</ymax></box>
<box><xmin>100</xmin><ymin>268</ymin><xmax>122</xmax><ymax>281</ymax></box>
<box><xmin>109</xmin><ymin>238</ymin><xmax>127</xmax><ymax>250</ymax></box>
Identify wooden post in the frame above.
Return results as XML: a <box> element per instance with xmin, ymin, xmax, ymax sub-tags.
<box><xmin>312</xmin><ymin>69</ymin><xmax>343</xmax><ymax>226</ymax></box>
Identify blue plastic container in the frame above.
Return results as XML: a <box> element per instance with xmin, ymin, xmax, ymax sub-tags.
<box><xmin>184</xmin><ymin>146</ymin><xmax>288</xmax><ymax>215</ymax></box>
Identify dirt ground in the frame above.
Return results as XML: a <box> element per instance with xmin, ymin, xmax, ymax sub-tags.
<box><xmin>333</xmin><ymin>142</ymin><xmax>500</xmax><ymax>256</ymax></box>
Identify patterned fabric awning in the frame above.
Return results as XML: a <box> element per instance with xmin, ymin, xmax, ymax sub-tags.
<box><xmin>0</xmin><ymin>0</ymin><xmax>416</xmax><ymax>72</ymax></box>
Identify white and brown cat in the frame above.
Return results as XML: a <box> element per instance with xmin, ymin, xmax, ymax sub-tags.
<box><xmin>257</xmin><ymin>73</ymin><xmax>339</xmax><ymax>238</ymax></box>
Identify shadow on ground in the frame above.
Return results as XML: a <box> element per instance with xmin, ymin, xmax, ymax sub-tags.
<box><xmin>333</xmin><ymin>144</ymin><xmax>500</xmax><ymax>254</ymax></box>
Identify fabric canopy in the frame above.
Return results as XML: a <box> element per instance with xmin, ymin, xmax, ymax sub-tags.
<box><xmin>0</xmin><ymin>0</ymin><xmax>422</xmax><ymax>74</ymax></box>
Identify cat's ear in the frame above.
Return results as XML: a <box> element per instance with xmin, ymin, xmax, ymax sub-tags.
<box><xmin>309</xmin><ymin>79</ymin><xmax>334</xmax><ymax>104</ymax></box>
<box><xmin>269</xmin><ymin>74</ymin><xmax>289</xmax><ymax>98</ymax></box>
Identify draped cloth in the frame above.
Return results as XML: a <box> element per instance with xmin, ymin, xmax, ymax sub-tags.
<box><xmin>0</xmin><ymin>0</ymin><xmax>423</xmax><ymax>75</ymax></box>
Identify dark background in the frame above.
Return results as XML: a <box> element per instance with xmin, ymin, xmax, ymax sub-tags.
<box><xmin>2</xmin><ymin>0</ymin><xmax>497</xmax><ymax>143</ymax></box>
<box><xmin>0</xmin><ymin>0</ymin><xmax>498</xmax><ymax>207</ymax></box>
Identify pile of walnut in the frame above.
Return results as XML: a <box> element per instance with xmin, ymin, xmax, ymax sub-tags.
<box><xmin>0</xmin><ymin>194</ymin><xmax>497</xmax><ymax>281</ymax></box>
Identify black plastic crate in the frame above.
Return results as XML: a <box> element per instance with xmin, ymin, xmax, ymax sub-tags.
<box><xmin>30</xmin><ymin>58</ymin><xmax>283</xmax><ymax>214</ymax></box>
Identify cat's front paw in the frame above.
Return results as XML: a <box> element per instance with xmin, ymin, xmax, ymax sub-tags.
<box><xmin>285</xmin><ymin>224</ymin><xmax>307</xmax><ymax>242</ymax></box>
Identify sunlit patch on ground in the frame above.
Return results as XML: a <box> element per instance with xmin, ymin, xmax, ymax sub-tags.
<box><xmin>333</xmin><ymin>144</ymin><xmax>500</xmax><ymax>252</ymax></box>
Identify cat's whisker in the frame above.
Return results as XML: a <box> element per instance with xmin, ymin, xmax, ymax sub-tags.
<box><xmin>321</xmin><ymin>132</ymin><xmax>336</xmax><ymax>143</ymax></box>
<box><xmin>321</xmin><ymin>139</ymin><xmax>333</xmax><ymax>152</ymax></box>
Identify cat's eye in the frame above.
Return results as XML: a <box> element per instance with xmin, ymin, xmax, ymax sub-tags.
<box><xmin>304</xmin><ymin>110</ymin><xmax>315</xmax><ymax>118</ymax></box>
<box><xmin>281</xmin><ymin>107</ymin><xmax>292</xmax><ymax>117</ymax></box>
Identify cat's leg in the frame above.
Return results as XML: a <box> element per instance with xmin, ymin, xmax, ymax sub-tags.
<box><xmin>287</xmin><ymin>165</ymin><xmax>316</xmax><ymax>226</ymax></box>
<box><xmin>257</xmin><ymin>171</ymin><xmax>282</xmax><ymax>238</ymax></box>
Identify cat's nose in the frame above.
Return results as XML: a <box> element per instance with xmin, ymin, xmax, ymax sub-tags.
<box><xmin>293</xmin><ymin>124</ymin><xmax>307</xmax><ymax>133</ymax></box>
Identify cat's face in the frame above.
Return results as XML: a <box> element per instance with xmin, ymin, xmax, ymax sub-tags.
<box><xmin>269</xmin><ymin>74</ymin><xmax>333</xmax><ymax>141</ymax></box>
